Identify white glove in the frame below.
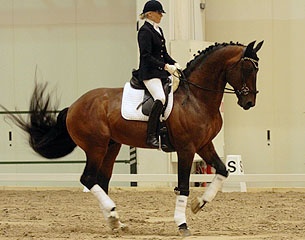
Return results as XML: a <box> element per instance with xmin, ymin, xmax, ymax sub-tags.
<box><xmin>172</xmin><ymin>73</ymin><xmax>180</xmax><ymax>92</ymax></box>
<box><xmin>174</xmin><ymin>63</ymin><xmax>182</xmax><ymax>70</ymax></box>
<box><xmin>165</xmin><ymin>64</ymin><xmax>177</xmax><ymax>74</ymax></box>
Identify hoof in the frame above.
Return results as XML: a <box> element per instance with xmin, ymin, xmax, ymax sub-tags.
<box><xmin>178</xmin><ymin>223</ymin><xmax>191</xmax><ymax>237</ymax></box>
<box><xmin>112</xmin><ymin>221</ymin><xmax>127</xmax><ymax>233</ymax></box>
<box><xmin>191</xmin><ymin>197</ymin><xmax>206</xmax><ymax>214</ymax></box>
<box><xmin>108</xmin><ymin>210</ymin><xmax>127</xmax><ymax>231</ymax></box>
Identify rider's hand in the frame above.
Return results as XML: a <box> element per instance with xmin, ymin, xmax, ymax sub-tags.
<box><xmin>174</xmin><ymin>63</ymin><xmax>182</xmax><ymax>70</ymax></box>
<box><xmin>165</xmin><ymin>64</ymin><xmax>177</xmax><ymax>74</ymax></box>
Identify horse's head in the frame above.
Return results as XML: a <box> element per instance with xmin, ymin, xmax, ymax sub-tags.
<box><xmin>226</xmin><ymin>40</ymin><xmax>264</xmax><ymax>110</ymax></box>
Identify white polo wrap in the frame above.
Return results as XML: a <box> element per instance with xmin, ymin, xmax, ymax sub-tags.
<box><xmin>91</xmin><ymin>184</ymin><xmax>116</xmax><ymax>217</ymax></box>
<box><xmin>174</xmin><ymin>195</ymin><xmax>188</xmax><ymax>226</ymax></box>
<box><xmin>202</xmin><ymin>174</ymin><xmax>226</xmax><ymax>202</ymax></box>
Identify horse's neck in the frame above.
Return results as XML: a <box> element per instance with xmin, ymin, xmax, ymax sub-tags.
<box><xmin>181</xmin><ymin>45</ymin><xmax>244</xmax><ymax>114</ymax></box>
<box><xmin>186</xmin><ymin>67</ymin><xmax>226</xmax><ymax>113</ymax></box>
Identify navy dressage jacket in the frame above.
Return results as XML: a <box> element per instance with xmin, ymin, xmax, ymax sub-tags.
<box><xmin>137</xmin><ymin>21</ymin><xmax>176</xmax><ymax>81</ymax></box>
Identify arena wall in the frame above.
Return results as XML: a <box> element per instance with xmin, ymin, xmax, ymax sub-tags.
<box><xmin>0</xmin><ymin>0</ymin><xmax>304</xmax><ymax>188</ymax></box>
<box><xmin>205</xmin><ymin>0</ymin><xmax>305</xmax><ymax>186</ymax></box>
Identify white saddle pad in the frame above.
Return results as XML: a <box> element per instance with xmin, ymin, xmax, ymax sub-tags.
<box><xmin>121</xmin><ymin>82</ymin><xmax>173</xmax><ymax>121</ymax></box>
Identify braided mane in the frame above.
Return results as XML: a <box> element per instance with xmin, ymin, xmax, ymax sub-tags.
<box><xmin>184</xmin><ymin>41</ymin><xmax>245</xmax><ymax>77</ymax></box>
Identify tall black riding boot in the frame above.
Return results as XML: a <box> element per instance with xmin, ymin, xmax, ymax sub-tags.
<box><xmin>146</xmin><ymin>100</ymin><xmax>164</xmax><ymax>148</ymax></box>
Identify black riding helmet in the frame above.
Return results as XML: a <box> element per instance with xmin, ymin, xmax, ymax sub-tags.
<box><xmin>141</xmin><ymin>0</ymin><xmax>166</xmax><ymax>14</ymax></box>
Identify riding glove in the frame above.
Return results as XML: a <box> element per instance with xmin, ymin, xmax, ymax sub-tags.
<box><xmin>165</xmin><ymin>64</ymin><xmax>177</xmax><ymax>74</ymax></box>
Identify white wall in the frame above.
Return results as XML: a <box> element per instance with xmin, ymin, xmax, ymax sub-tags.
<box><xmin>205</xmin><ymin>0</ymin><xmax>305</xmax><ymax>185</ymax></box>
<box><xmin>0</xmin><ymin>0</ymin><xmax>136</xmax><ymax>186</ymax></box>
<box><xmin>1</xmin><ymin>0</ymin><xmax>304</xmax><ymax>187</ymax></box>
<box><xmin>0</xmin><ymin>0</ymin><xmax>137</xmax><ymax>108</ymax></box>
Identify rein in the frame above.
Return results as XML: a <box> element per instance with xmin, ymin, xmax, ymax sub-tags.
<box><xmin>178</xmin><ymin>71</ymin><xmax>236</xmax><ymax>94</ymax></box>
<box><xmin>177</xmin><ymin>57</ymin><xmax>259</xmax><ymax>96</ymax></box>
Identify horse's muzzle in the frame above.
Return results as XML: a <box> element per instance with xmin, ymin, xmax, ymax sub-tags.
<box><xmin>238</xmin><ymin>97</ymin><xmax>255</xmax><ymax>110</ymax></box>
<box><xmin>243</xmin><ymin>101</ymin><xmax>255</xmax><ymax>110</ymax></box>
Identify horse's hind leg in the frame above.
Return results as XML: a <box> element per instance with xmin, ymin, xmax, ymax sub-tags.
<box><xmin>96</xmin><ymin>142</ymin><xmax>122</xmax><ymax>194</ymax></box>
<box><xmin>96</xmin><ymin>142</ymin><xmax>126</xmax><ymax>230</ymax></box>
<box><xmin>191</xmin><ymin>142</ymin><xmax>229</xmax><ymax>213</ymax></box>
<box><xmin>80</xmin><ymin>143</ymin><xmax>124</xmax><ymax>230</ymax></box>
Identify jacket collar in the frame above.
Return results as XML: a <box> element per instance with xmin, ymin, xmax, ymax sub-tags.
<box><xmin>146</xmin><ymin>19</ymin><xmax>159</xmax><ymax>29</ymax></box>
<box><xmin>144</xmin><ymin>21</ymin><xmax>163</xmax><ymax>37</ymax></box>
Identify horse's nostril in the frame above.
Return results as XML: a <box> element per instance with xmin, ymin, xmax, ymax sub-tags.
<box><xmin>244</xmin><ymin>101</ymin><xmax>254</xmax><ymax>110</ymax></box>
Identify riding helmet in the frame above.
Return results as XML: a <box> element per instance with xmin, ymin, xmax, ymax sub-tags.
<box><xmin>141</xmin><ymin>0</ymin><xmax>166</xmax><ymax>14</ymax></box>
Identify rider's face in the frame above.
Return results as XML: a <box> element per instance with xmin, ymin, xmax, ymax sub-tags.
<box><xmin>148</xmin><ymin>11</ymin><xmax>163</xmax><ymax>24</ymax></box>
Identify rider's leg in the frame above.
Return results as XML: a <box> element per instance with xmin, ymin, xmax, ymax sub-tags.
<box><xmin>143</xmin><ymin>78</ymin><xmax>166</xmax><ymax>148</ymax></box>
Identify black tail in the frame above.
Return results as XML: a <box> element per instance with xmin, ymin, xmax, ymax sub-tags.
<box><xmin>1</xmin><ymin>82</ymin><xmax>76</xmax><ymax>159</ymax></box>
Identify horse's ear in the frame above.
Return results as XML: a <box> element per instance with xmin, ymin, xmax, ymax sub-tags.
<box><xmin>244</xmin><ymin>41</ymin><xmax>256</xmax><ymax>57</ymax></box>
<box><xmin>254</xmin><ymin>40</ymin><xmax>264</xmax><ymax>53</ymax></box>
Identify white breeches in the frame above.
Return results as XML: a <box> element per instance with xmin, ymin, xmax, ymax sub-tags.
<box><xmin>143</xmin><ymin>78</ymin><xmax>166</xmax><ymax>105</ymax></box>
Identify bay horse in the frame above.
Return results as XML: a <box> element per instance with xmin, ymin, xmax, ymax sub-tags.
<box><xmin>2</xmin><ymin>40</ymin><xmax>263</xmax><ymax>236</ymax></box>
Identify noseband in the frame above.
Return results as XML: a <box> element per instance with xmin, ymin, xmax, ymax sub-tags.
<box><xmin>235</xmin><ymin>57</ymin><xmax>259</xmax><ymax>96</ymax></box>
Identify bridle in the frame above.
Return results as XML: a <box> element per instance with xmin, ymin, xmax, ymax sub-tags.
<box><xmin>235</xmin><ymin>57</ymin><xmax>259</xmax><ymax>96</ymax></box>
<box><xmin>177</xmin><ymin>56</ymin><xmax>259</xmax><ymax>96</ymax></box>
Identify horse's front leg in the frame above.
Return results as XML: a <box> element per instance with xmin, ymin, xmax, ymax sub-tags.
<box><xmin>174</xmin><ymin>151</ymin><xmax>194</xmax><ymax>236</ymax></box>
<box><xmin>191</xmin><ymin>142</ymin><xmax>229</xmax><ymax>213</ymax></box>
